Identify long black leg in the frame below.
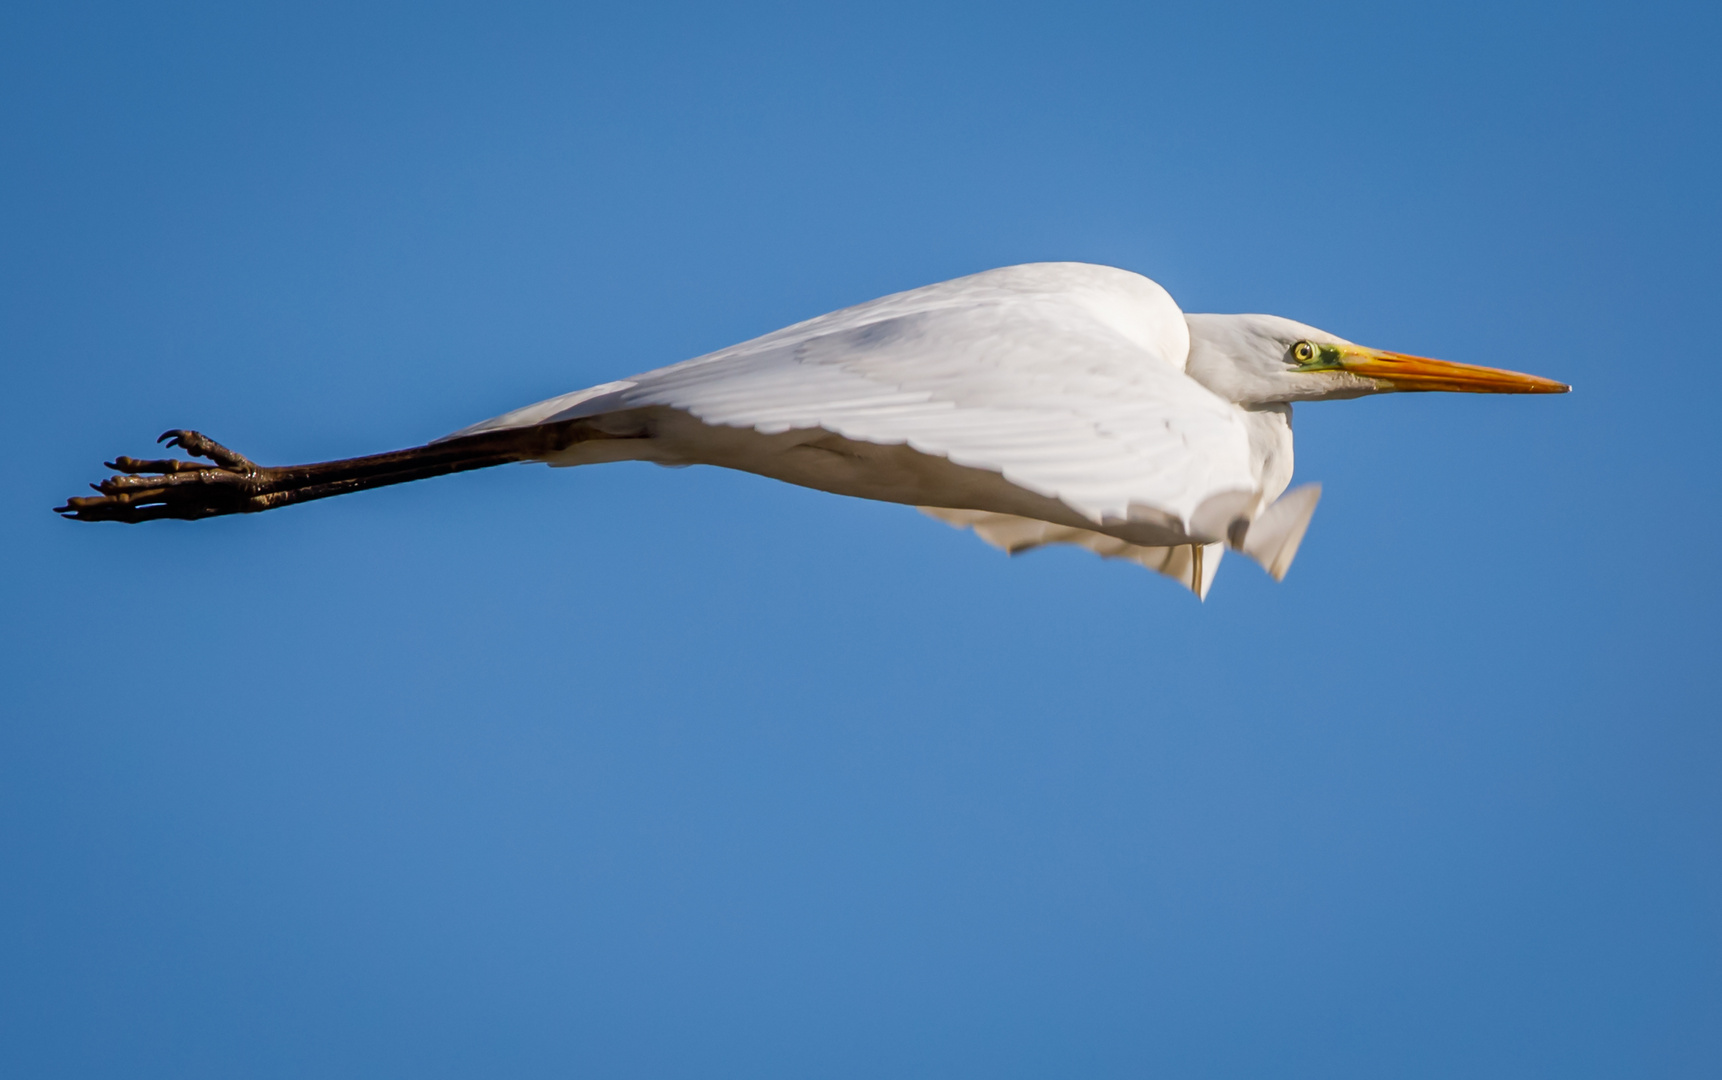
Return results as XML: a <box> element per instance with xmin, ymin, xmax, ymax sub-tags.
<box><xmin>56</xmin><ymin>420</ymin><xmax>609</xmax><ymax>523</ymax></box>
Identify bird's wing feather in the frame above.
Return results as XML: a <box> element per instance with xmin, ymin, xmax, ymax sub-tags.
<box><xmin>457</xmin><ymin>263</ymin><xmax>1260</xmax><ymax>526</ymax></box>
<box><xmin>919</xmin><ymin>506</ymin><xmax>1226</xmax><ymax>598</ymax></box>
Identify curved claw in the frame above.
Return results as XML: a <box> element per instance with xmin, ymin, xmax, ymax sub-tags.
<box><xmin>154</xmin><ymin>430</ymin><xmax>257</xmax><ymax>471</ymax></box>
<box><xmin>59</xmin><ymin>430</ymin><xmax>271</xmax><ymax>521</ymax></box>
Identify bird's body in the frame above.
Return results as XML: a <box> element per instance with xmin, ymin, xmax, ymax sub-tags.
<box><xmin>59</xmin><ymin>262</ymin><xmax>1568</xmax><ymax>598</ymax></box>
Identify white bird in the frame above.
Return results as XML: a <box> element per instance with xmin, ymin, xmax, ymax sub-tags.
<box><xmin>59</xmin><ymin>263</ymin><xmax>1567</xmax><ymax>597</ymax></box>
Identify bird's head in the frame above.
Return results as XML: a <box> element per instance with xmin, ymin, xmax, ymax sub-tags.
<box><xmin>1184</xmin><ymin>313</ymin><xmax>1569</xmax><ymax>406</ymax></box>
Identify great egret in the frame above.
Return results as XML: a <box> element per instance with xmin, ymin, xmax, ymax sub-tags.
<box><xmin>57</xmin><ymin>263</ymin><xmax>1567</xmax><ymax>597</ymax></box>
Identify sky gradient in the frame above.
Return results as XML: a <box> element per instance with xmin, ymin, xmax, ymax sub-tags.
<box><xmin>3</xmin><ymin>2</ymin><xmax>1718</xmax><ymax>1076</ymax></box>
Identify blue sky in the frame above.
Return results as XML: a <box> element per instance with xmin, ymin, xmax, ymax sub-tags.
<box><xmin>2</xmin><ymin>1</ymin><xmax>1718</xmax><ymax>1076</ymax></box>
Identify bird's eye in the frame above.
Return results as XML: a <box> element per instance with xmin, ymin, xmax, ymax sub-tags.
<box><xmin>1292</xmin><ymin>341</ymin><xmax>1317</xmax><ymax>364</ymax></box>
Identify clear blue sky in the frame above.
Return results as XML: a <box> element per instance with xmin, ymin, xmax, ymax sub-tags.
<box><xmin>3</xmin><ymin>1</ymin><xmax>1717</xmax><ymax>1076</ymax></box>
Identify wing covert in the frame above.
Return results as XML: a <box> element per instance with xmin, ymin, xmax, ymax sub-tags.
<box><xmin>459</xmin><ymin>263</ymin><xmax>1260</xmax><ymax>527</ymax></box>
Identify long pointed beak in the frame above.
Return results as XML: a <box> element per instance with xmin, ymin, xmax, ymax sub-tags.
<box><xmin>1339</xmin><ymin>348</ymin><xmax>1570</xmax><ymax>394</ymax></box>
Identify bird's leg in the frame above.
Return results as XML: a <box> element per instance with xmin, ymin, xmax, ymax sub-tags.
<box><xmin>56</xmin><ymin>420</ymin><xmax>606</xmax><ymax>523</ymax></box>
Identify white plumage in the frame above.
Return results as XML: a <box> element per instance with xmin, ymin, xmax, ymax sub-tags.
<box><xmin>455</xmin><ymin>263</ymin><xmax>1342</xmax><ymax>597</ymax></box>
<box><xmin>61</xmin><ymin>261</ymin><xmax>1566</xmax><ymax>594</ymax></box>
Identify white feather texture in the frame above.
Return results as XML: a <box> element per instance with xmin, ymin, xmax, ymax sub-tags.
<box><xmin>453</xmin><ymin>263</ymin><xmax>1314</xmax><ymax>596</ymax></box>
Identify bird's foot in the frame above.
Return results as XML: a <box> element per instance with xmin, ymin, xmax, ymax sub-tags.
<box><xmin>57</xmin><ymin>430</ymin><xmax>277</xmax><ymax>522</ymax></box>
<box><xmin>155</xmin><ymin>429</ymin><xmax>259</xmax><ymax>471</ymax></box>
<box><xmin>56</xmin><ymin>422</ymin><xmax>578</xmax><ymax>524</ymax></box>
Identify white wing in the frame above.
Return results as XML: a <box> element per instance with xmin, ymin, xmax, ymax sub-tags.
<box><xmin>458</xmin><ymin>263</ymin><xmax>1261</xmax><ymax>532</ymax></box>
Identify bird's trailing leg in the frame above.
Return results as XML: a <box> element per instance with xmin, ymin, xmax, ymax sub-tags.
<box><xmin>56</xmin><ymin>421</ymin><xmax>605</xmax><ymax>523</ymax></box>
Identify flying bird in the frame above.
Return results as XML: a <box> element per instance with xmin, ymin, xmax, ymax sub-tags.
<box><xmin>56</xmin><ymin>263</ymin><xmax>1568</xmax><ymax>597</ymax></box>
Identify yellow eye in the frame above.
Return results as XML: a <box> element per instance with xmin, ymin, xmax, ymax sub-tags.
<box><xmin>1292</xmin><ymin>341</ymin><xmax>1317</xmax><ymax>364</ymax></box>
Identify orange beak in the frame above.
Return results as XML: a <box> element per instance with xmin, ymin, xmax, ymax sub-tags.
<box><xmin>1337</xmin><ymin>348</ymin><xmax>1570</xmax><ymax>394</ymax></box>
